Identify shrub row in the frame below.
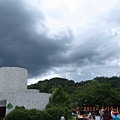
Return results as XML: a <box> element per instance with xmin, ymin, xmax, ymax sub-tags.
<box><xmin>4</xmin><ymin>106</ymin><xmax>71</xmax><ymax>120</ymax></box>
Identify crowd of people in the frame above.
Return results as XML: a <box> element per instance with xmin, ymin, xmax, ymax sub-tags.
<box><xmin>72</xmin><ymin>107</ymin><xmax>120</xmax><ymax>120</ymax></box>
<box><xmin>99</xmin><ymin>107</ymin><xmax>120</xmax><ymax>120</ymax></box>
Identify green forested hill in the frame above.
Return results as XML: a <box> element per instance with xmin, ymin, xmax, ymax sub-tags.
<box><xmin>94</xmin><ymin>76</ymin><xmax>120</xmax><ymax>88</ymax></box>
<box><xmin>27</xmin><ymin>77</ymin><xmax>77</xmax><ymax>93</ymax></box>
<box><xmin>27</xmin><ymin>76</ymin><xmax>120</xmax><ymax>108</ymax></box>
<box><xmin>27</xmin><ymin>76</ymin><xmax>120</xmax><ymax>93</ymax></box>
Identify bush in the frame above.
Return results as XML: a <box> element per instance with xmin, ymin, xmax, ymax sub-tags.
<box><xmin>45</xmin><ymin>106</ymin><xmax>71</xmax><ymax>120</ymax></box>
<box><xmin>4</xmin><ymin>108</ymin><xmax>29</xmax><ymax>120</ymax></box>
<box><xmin>41</xmin><ymin>110</ymin><xmax>50</xmax><ymax>120</ymax></box>
<box><xmin>4</xmin><ymin>107</ymin><xmax>50</xmax><ymax>120</ymax></box>
<box><xmin>27</xmin><ymin>109</ymin><xmax>51</xmax><ymax>120</ymax></box>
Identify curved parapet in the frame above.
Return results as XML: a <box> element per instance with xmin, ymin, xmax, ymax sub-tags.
<box><xmin>0</xmin><ymin>67</ymin><xmax>27</xmax><ymax>93</ymax></box>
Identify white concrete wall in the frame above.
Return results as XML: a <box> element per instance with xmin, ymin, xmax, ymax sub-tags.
<box><xmin>0</xmin><ymin>91</ymin><xmax>51</xmax><ymax>114</ymax></box>
<box><xmin>0</xmin><ymin>67</ymin><xmax>27</xmax><ymax>92</ymax></box>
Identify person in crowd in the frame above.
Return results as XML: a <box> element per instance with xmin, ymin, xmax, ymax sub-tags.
<box><xmin>111</xmin><ymin>108</ymin><xmax>117</xmax><ymax>118</ymax></box>
<box><xmin>112</xmin><ymin>111</ymin><xmax>120</xmax><ymax>120</ymax></box>
<box><xmin>99</xmin><ymin>107</ymin><xmax>104</xmax><ymax>120</ymax></box>
<box><xmin>103</xmin><ymin>109</ymin><xmax>111</xmax><ymax>120</ymax></box>
<box><xmin>83</xmin><ymin>111</ymin><xmax>87</xmax><ymax>118</ymax></box>
<box><xmin>76</xmin><ymin>111</ymin><xmax>88</xmax><ymax>120</ymax></box>
<box><xmin>77</xmin><ymin>112</ymin><xmax>83</xmax><ymax>120</ymax></box>
<box><xmin>87</xmin><ymin>112</ymin><xmax>92</xmax><ymax>120</ymax></box>
<box><xmin>60</xmin><ymin>114</ymin><xmax>65</xmax><ymax>120</ymax></box>
<box><xmin>92</xmin><ymin>111</ymin><xmax>96</xmax><ymax>120</ymax></box>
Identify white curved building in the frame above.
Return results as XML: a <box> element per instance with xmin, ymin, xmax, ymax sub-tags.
<box><xmin>0</xmin><ymin>67</ymin><xmax>51</xmax><ymax>119</ymax></box>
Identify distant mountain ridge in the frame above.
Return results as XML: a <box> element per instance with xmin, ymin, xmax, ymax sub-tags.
<box><xmin>27</xmin><ymin>76</ymin><xmax>120</xmax><ymax>93</ymax></box>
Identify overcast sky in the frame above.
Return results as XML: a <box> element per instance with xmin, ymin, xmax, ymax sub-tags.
<box><xmin>1</xmin><ymin>0</ymin><xmax>120</xmax><ymax>85</ymax></box>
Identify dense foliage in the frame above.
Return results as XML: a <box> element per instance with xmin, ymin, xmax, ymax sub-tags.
<box><xmin>4</xmin><ymin>106</ymin><xmax>49</xmax><ymax>120</ymax></box>
<box><xmin>28</xmin><ymin>76</ymin><xmax>120</xmax><ymax>108</ymax></box>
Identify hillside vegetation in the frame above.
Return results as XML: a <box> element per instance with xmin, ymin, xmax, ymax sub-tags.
<box><xmin>28</xmin><ymin>76</ymin><xmax>120</xmax><ymax>108</ymax></box>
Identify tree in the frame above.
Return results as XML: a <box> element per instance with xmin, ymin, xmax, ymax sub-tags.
<box><xmin>46</xmin><ymin>85</ymin><xmax>72</xmax><ymax>120</ymax></box>
<box><xmin>51</xmin><ymin>85</ymin><xmax>72</xmax><ymax>108</ymax></box>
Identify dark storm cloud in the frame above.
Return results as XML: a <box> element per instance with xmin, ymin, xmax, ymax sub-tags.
<box><xmin>0</xmin><ymin>0</ymin><xmax>73</xmax><ymax>77</ymax></box>
<box><xmin>1</xmin><ymin>0</ymin><xmax>120</xmax><ymax>83</ymax></box>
